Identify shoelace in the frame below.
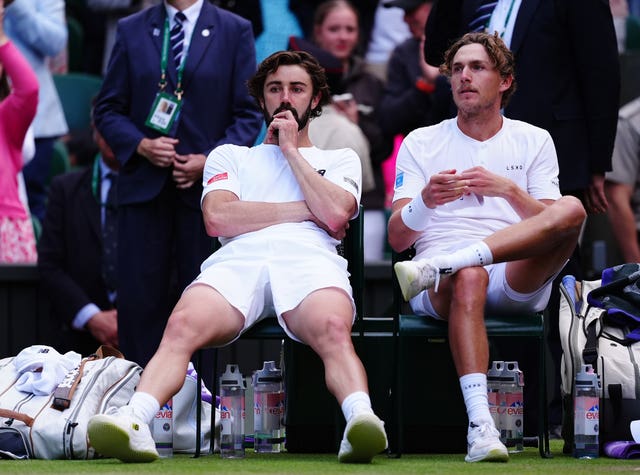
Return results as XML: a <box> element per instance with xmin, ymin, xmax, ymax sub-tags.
<box><xmin>419</xmin><ymin>263</ymin><xmax>441</xmax><ymax>292</ymax></box>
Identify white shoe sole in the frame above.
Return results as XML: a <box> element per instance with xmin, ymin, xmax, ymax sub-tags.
<box><xmin>394</xmin><ymin>261</ymin><xmax>420</xmax><ymax>301</ymax></box>
<box><xmin>88</xmin><ymin>415</ymin><xmax>158</xmax><ymax>463</ymax></box>
<box><xmin>338</xmin><ymin>414</ymin><xmax>388</xmax><ymax>463</ymax></box>
<box><xmin>465</xmin><ymin>446</ymin><xmax>509</xmax><ymax>463</ymax></box>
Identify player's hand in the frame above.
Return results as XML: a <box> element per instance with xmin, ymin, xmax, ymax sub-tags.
<box><xmin>268</xmin><ymin>109</ymin><xmax>299</xmax><ymax>153</ymax></box>
<box><xmin>459</xmin><ymin>166</ymin><xmax>513</xmax><ymax>198</ymax></box>
<box><xmin>423</xmin><ymin>168</ymin><xmax>468</xmax><ymax>206</ymax></box>
<box><xmin>310</xmin><ymin>213</ymin><xmax>349</xmax><ymax>240</ymax></box>
<box><xmin>173</xmin><ymin>153</ymin><xmax>205</xmax><ymax>189</ymax></box>
<box><xmin>137</xmin><ymin>136</ymin><xmax>178</xmax><ymax>167</ymax></box>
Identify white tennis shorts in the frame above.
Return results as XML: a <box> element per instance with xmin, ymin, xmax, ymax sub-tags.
<box><xmin>186</xmin><ymin>237</ymin><xmax>355</xmax><ymax>343</ymax></box>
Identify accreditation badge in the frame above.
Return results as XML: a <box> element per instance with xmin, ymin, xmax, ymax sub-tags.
<box><xmin>145</xmin><ymin>91</ymin><xmax>182</xmax><ymax>134</ymax></box>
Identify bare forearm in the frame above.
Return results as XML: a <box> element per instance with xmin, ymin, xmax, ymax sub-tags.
<box><xmin>502</xmin><ymin>182</ymin><xmax>548</xmax><ymax>219</ymax></box>
<box><xmin>204</xmin><ymin>199</ymin><xmax>312</xmax><ymax>238</ymax></box>
<box><xmin>283</xmin><ymin>148</ymin><xmax>355</xmax><ymax>231</ymax></box>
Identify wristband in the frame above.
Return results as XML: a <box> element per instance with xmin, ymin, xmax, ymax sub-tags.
<box><xmin>415</xmin><ymin>77</ymin><xmax>436</xmax><ymax>94</ymax></box>
<box><xmin>400</xmin><ymin>194</ymin><xmax>433</xmax><ymax>231</ymax></box>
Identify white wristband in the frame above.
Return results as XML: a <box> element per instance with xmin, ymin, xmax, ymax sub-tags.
<box><xmin>400</xmin><ymin>194</ymin><xmax>433</xmax><ymax>231</ymax></box>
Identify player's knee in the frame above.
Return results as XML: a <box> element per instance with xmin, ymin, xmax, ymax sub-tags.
<box><xmin>453</xmin><ymin>267</ymin><xmax>489</xmax><ymax>295</ymax></box>
<box><xmin>554</xmin><ymin>196</ymin><xmax>587</xmax><ymax>234</ymax></box>
<box><xmin>318</xmin><ymin>314</ymin><xmax>353</xmax><ymax>348</ymax></box>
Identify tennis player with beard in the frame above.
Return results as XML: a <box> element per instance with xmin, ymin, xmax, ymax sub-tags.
<box><xmin>87</xmin><ymin>50</ymin><xmax>388</xmax><ymax>464</ymax></box>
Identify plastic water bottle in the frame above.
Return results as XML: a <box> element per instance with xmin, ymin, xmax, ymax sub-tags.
<box><xmin>574</xmin><ymin>364</ymin><xmax>600</xmax><ymax>459</ymax></box>
<box><xmin>152</xmin><ymin>398</ymin><xmax>173</xmax><ymax>458</ymax></box>
<box><xmin>252</xmin><ymin>361</ymin><xmax>286</xmax><ymax>453</ymax></box>
<box><xmin>501</xmin><ymin>361</ymin><xmax>524</xmax><ymax>452</ymax></box>
<box><xmin>220</xmin><ymin>364</ymin><xmax>246</xmax><ymax>458</ymax></box>
<box><xmin>487</xmin><ymin>361</ymin><xmax>504</xmax><ymax>433</ymax></box>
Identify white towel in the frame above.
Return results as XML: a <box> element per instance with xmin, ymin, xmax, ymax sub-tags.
<box><xmin>13</xmin><ymin>345</ymin><xmax>82</xmax><ymax>396</ymax></box>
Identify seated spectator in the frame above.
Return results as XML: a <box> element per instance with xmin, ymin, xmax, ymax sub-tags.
<box><xmin>605</xmin><ymin>96</ymin><xmax>640</xmax><ymax>262</ymax></box>
<box><xmin>289</xmin><ymin>0</ymin><xmax>393</xmax><ymax>262</ymax></box>
<box><xmin>86</xmin><ymin>50</ymin><xmax>388</xmax><ymax>464</ymax></box>
<box><xmin>364</xmin><ymin>0</ymin><xmax>410</xmax><ymax>82</ymax></box>
<box><xmin>0</xmin><ymin>2</ymin><xmax>39</xmax><ymax>263</ymax></box>
<box><xmin>38</xmin><ymin>127</ymin><xmax>119</xmax><ymax>357</ymax></box>
<box><xmin>378</xmin><ymin>0</ymin><xmax>450</xmax><ymax>138</ymax></box>
<box><xmin>387</xmin><ymin>32</ymin><xmax>586</xmax><ymax>462</ymax></box>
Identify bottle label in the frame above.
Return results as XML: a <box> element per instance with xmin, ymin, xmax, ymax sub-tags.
<box><xmin>254</xmin><ymin>391</ymin><xmax>284</xmax><ymax>433</ymax></box>
<box><xmin>220</xmin><ymin>395</ymin><xmax>245</xmax><ymax>436</ymax></box>
<box><xmin>153</xmin><ymin>398</ymin><xmax>173</xmax><ymax>452</ymax></box>
<box><xmin>575</xmin><ymin>396</ymin><xmax>599</xmax><ymax>436</ymax></box>
<box><xmin>504</xmin><ymin>392</ymin><xmax>524</xmax><ymax>417</ymax></box>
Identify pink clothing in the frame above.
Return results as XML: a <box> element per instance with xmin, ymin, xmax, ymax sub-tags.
<box><xmin>0</xmin><ymin>216</ymin><xmax>36</xmax><ymax>263</ymax></box>
<box><xmin>0</xmin><ymin>40</ymin><xmax>39</xmax><ymax>220</ymax></box>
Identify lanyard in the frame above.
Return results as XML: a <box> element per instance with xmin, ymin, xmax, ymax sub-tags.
<box><xmin>159</xmin><ymin>17</ymin><xmax>187</xmax><ymax>100</ymax></box>
<box><xmin>498</xmin><ymin>0</ymin><xmax>517</xmax><ymax>38</ymax></box>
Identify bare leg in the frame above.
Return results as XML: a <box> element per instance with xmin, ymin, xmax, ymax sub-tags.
<box><xmin>137</xmin><ymin>284</ymin><xmax>245</xmax><ymax>405</ymax></box>
<box><xmin>282</xmin><ymin>287</ymin><xmax>366</xmax><ymax>403</ymax></box>
<box><xmin>485</xmin><ymin>196</ymin><xmax>586</xmax><ymax>292</ymax></box>
<box><xmin>283</xmin><ymin>287</ymin><xmax>387</xmax><ymax>463</ymax></box>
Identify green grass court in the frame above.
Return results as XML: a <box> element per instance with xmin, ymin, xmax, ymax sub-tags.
<box><xmin>2</xmin><ymin>440</ymin><xmax>638</xmax><ymax>475</ymax></box>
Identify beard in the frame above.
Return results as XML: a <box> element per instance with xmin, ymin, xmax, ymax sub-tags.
<box><xmin>264</xmin><ymin>102</ymin><xmax>313</xmax><ymax>131</ymax></box>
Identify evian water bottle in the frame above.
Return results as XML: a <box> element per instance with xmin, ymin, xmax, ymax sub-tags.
<box><xmin>152</xmin><ymin>398</ymin><xmax>173</xmax><ymax>458</ymax></box>
<box><xmin>573</xmin><ymin>364</ymin><xmax>600</xmax><ymax>459</ymax></box>
<box><xmin>487</xmin><ymin>361</ymin><xmax>504</xmax><ymax>432</ymax></box>
<box><xmin>252</xmin><ymin>361</ymin><xmax>285</xmax><ymax>453</ymax></box>
<box><xmin>501</xmin><ymin>361</ymin><xmax>524</xmax><ymax>452</ymax></box>
<box><xmin>219</xmin><ymin>364</ymin><xmax>245</xmax><ymax>459</ymax></box>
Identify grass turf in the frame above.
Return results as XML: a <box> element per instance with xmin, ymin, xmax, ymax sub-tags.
<box><xmin>1</xmin><ymin>440</ymin><xmax>639</xmax><ymax>475</ymax></box>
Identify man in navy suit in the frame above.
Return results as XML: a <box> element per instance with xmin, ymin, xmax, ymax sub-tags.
<box><xmin>38</xmin><ymin>129</ymin><xmax>119</xmax><ymax>358</ymax></box>
<box><xmin>93</xmin><ymin>0</ymin><xmax>262</xmax><ymax>366</ymax></box>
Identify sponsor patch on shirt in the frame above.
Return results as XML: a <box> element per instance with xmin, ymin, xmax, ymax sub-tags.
<box><xmin>395</xmin><ymin>171</ymin><xmax>404</xmax><ymax>189</ymax></box>
<box><xmin>343</xmin><ymin>176</ymin><xmax>359</xmax><ymax>193</ymax></box>
<box><xmin>207</xmin><ymin>172</ymin><xmax>228</xmax><ymax>185</ymax></box>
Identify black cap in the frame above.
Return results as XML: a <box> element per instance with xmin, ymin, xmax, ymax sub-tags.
<box><xmin>383</xmin><ymin>0</ymin><xmax>428</xmax><ymax>12</ymax></box>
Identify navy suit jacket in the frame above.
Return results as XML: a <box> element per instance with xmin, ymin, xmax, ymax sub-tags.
<box><xmin>94</xmin><ymin>2</ymin><xmax>262</xmax><ymax>207</ymax></box>
<box><xmin>37</xmin><ymin>166</ymin><xmax>109</xmax><ymax>355</ymax></box>
<box><xmin>425</xmin><ymin>0</ymin><xmax>621</xmax><ymax>193</ymax></box>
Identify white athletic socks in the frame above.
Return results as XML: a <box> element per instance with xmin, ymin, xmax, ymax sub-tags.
<box><xmin>433</xmin><ymin>241</ymin><xmax>493</xmax><ymax>274</ymax></box>
<box><xmin>128</xmin><ymin>391</ymin><xmax>161</xmax><ymax>425</ymax></box>
<box><xmin>341</xmin><ymin>391</ymin><xmax>374</xmax><ymax>422</ymax></box>
<box><xmin>460</xmin><ymin>373</ymin><xmax>492</xmax><ymax>427</ymax></box>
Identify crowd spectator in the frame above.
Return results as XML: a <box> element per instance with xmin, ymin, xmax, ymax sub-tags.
<box><xmin>4</xmin><ymin>0</ymin><xmax>69</xmax><ymax>224</ymax></box>
<box><xmin>0</xmin><ymin>0</ymin><xmax>39</xmax><ymax>263</ymax></box>
<box><xmin>290</xmin><ymin>0</ymin><xmax>393</xmax><ymax>262</ymax></box>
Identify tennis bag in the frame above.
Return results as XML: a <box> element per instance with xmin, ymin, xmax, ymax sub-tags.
<box><xmin>0</xmin><ymin>345</ymin><xmax>141</xmax><ymax>459</ymax></box>
<box><xmin>559</xmin><ymin>264</ymin><xmax>640</xmax><ymax>453</ymax></box>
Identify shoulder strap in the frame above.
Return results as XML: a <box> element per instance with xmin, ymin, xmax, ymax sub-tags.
<box><xmin>50</xmin><ymin>345</ymin><xmax>123</xmax><ymax>411</ymax></box>
<box><xmin>0</xmin><ymin>409</ymin><xmax>35</xmax><ymax>427</ymax></box>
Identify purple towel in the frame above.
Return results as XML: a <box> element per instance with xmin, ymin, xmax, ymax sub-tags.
<box><xmin>604</xmin><ymin>441</ymin><xmax>640</xmax><ymax>459</ymax></box>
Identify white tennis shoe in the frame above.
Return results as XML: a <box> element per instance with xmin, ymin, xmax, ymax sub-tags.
<box><xmin>394</xmin><ymin>258</ymin><xmax>445</xmax><ymax>301</ymax></box>
<box><xmin>338</xmin><ymin>413</ymin><xmax>388</xmax><ymax>463</ymax></box>
<box><xmin>465</xmin><ymin>421</ymin><xmax>509</xmax><ymax>463</ymax></box>
<box><xmin>88</xmin><ymin>406</ymin><xmax>158</xmax><ymax>463</ymax></box>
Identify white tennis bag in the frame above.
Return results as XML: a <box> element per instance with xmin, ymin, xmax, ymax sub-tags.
<box><xmin>559</xmin><ymin>265</ymin><xmax>640</xmax><ymax>449</ymax></box>
<box><xmin>0</xmin><ymin>346</ymin><xmax>141</xmax><ymax>459</ymax></box>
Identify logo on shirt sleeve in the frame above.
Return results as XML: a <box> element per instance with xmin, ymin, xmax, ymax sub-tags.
<box><xmin>395</xmin><ymin>171</ymin><xmax>404</xmax><ymax>189</ymax></box>
<box><xmin>207</xmin><ymin>172</ymin><xmax>228</xmax><ymax>185</ymax></box>
<box><xmin>343</xmin><ymin>176</ymin><xmax>359</xmax><ymax>193</ymax></box>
